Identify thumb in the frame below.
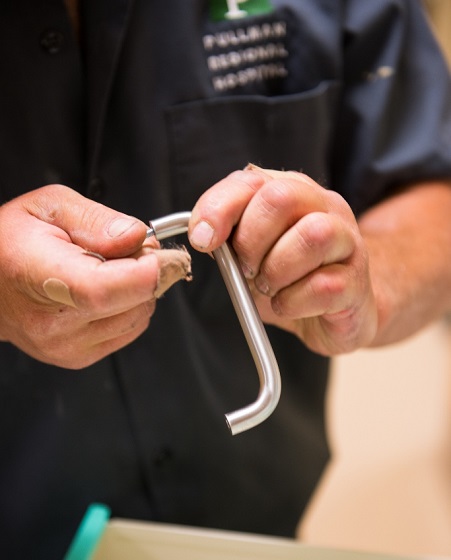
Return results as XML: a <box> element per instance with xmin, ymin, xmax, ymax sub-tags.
<box><xmin>24</xmin><ymin>184</ymin><xmax>150</xmax><ymax>258</ymax></box>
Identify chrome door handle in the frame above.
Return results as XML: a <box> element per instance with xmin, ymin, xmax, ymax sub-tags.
<box><xmin>148</xmin><ymin>212</ymin><xmax>281</xmax><ymax>435</ymax></box>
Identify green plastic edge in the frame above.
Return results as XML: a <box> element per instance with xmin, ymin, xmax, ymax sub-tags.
<box><xmin>63</xmin><ymin>503</ymin><xmax>111</xmax><ymax>560</ymax></box>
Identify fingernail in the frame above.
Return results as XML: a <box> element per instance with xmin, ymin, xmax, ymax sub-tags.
<box><xmin>255</xmin><ymin>275</ymin><xmax>270</xmax><ymax>295</ymax></box>
<box><xmin>240</xmin><ymin>261</ymin><xmax>254</xmax><ymax>279</ymax></box>
<box><xmin>108</xmin><ymin>217</ymin><xmax>137</xmax><ymax>238</ymax></box>
<box><xmin>272</xmin><ymin>298</ymin><xmax>282</xmax><ymax>316</ymax></box>
<box><xmin>190</xmin><ymin>221</ymin><xmax>214</xmax><ymax>249</ymax></box>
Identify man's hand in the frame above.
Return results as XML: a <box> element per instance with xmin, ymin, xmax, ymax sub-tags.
<box><xmin>0</xmin><ymin>185</ymin><xmax>191</xmax><ymax>368</ymax></box>
<box><xmin>189</xmin><ymin>165</ymin><xmax>378</xmax><ymax>356</ymax></box>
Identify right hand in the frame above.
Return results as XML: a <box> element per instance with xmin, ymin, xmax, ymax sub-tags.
<box><xmin>0</xmin><ymin>185</ymin><xmax>190</xmax><ymax>369</ymax></box>
<box><xmin>189</xmin><ymin>166</ymin><xmax>377</xmax><ymax>356</ymax></box>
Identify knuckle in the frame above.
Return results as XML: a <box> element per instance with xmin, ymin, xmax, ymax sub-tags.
<box><xmin>272</xmin><ymin>291</ymin><xmax>296</xmax><ymax>317</ymax></box>
<box><xmin>308</xmin><ymin>269</ymin><xmax>348</xmax><ymax>313</ymax></box>
<box><xmin>227</xmin><ymin>169</ymin><xmax>250</xmax><ymax>182</ymax></box>
<box><xmin>232</xmin><ymin>231</ymin><xmax>255</xmax><ymax>262</ymax></box>
<box><xmin>74</xmin><ymin>283</ymin><xmax>110</xmax><ymax>313</ymax></box>
<box><xmin>326</xmin><ymin>189</ymin><xmax>354</xmax><ymax>216</ymax></box>
<box><xmin>258</xmin><ymin>183</ymin><xmax>291</xmax><ymax>216</ymax></box>
<box><xmin>36</xmin><ymin>183</ymin><xmax>73</xmax><ymax>201</ymax></box>
<box><xmin>295</xmin><ymin>213</ymin><xmax>335</xmax><ymax>253</ymax></box>
<box><xmin>30</xmin><ymin>184</ymin><xmax>74</xmax><ymax>222</ymax></box>
<box><xmin>205</xmin><ymin>170</ymin><xmax>262</xmax><ymax>206</ymax></box>
<box><xmin>258</xmin><ymin>259</ymin><xmax>281</xmax><ymax>292</ymax></box>
<box><xmin>123</xmin><ymin>306</ymin><xmax>152</xmax><ymax>335</ymax></box>
<box><xmin>230</xmin><ymin>169</ymin><xmax>265</xmax><ymax>193</ymax></box>
<box><xmin>79</xmin><ymin>203</ymin><xmax>106</xmax><ymax>233</ymax></box>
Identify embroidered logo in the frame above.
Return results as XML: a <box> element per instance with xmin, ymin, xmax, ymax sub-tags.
<box><xmin>203</xmin><ymin>17</ymin><xmax>289</xmax><ymax>92</ymax></box>
<box><xmin>210</xmin><ymin>0</ymin><xmax>274</xmax><ymax>22</ymax></box>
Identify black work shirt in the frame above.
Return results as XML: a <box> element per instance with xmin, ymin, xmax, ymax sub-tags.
<box><xmin>1</xmin><ymin>1</ymin><xmax>451</xmax><ymax>558</ymax></box>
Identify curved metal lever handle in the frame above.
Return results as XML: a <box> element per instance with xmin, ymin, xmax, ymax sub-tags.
<box><xmin>148</xmin><ymin>212</ymin><xmax>281</xmax><ymax>435</ymax></box>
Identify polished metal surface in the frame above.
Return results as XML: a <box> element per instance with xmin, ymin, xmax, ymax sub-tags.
<box><xmin>149</xmin><ymin>212</ymin><xmax>281</xmax><ymax>435</ymax></box>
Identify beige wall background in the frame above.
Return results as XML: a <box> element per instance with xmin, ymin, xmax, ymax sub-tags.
<box><xmin>298</xmin><ymin>3</ymin><xmax>451</xmax><ymax>558</ymax></box>
<box><xmin>300</xmin><ymin>321</ymin><xmax>451</xmax><ymax>557</ymax></box>
<box><xmin>425</xmin><ymin>0</ymin><xmax>451</xmax><ymax>66</ymax></box>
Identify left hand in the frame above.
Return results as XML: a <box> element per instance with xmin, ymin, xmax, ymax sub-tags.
<box><xmin>188</xmin><ymin>164</ymin><xmax>378</xmax><ymax>356</ymax></box>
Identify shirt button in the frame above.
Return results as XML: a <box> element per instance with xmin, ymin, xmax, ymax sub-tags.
<box><xmin>40</xmin><ymin>30</ymin><xmax>65</xmax><ymax>54</ymax></box>
<box><xmin>87</xmin><ymin>176</ymin><xmax>106</xmax><ymax>201</ymax></box>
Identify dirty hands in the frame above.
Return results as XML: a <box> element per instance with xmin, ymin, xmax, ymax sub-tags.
<box><xmin>0</xmin><ymin>185</ymin><xmax>190</xmax><ymax>368</ymax></box>
<box><xmin>189</xmin><ymin>165</ymin><xmax>378</xmax><ymax>356</ymax></box>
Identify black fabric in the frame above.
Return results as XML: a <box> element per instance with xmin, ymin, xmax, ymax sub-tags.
<box><xmin>0</xmin><ymin>1</ymin><xmax>451</xmax><ymax>558</ymax></box>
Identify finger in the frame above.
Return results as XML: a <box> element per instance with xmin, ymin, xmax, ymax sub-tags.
<box><xmin>1</xmin><ymin>201</ymin><xmax>191</xmax><ymax>328</ymax></box>
<box><xmin>89</xmin><ymin>301</ymin><xmax>154</xmax><ymax>345</ymax></box>
<box><xmin>86</xmin><ymin>323</ymin><xmax>150</xmax><ymax>368</ymax></box>
<box><xmin>16</xmin><ymin>244</ymin><xmax>191</xmax><ymax>369</ymax></box>
<box><xmin>40</xmin><ymin>251</ymin><xmax>159</xmax><ymax>314</ymax></box>
<box><xmin>29</xmin><ymin>302</ymin><xmax>157</xmax><ymax>370</ymax></box>
<box><xmin>271</xmin><ymin>263</ymin><xmax>355</xmax><ymax>319</ymax></box>
<box><xmin>18</xmin><ymin>217</ymin><xmax>159</xmax><ymax>314</ymax></box>
<box><xmin>7</xmin><ymin>195</ymin><xmax>190</xmax><ymax>316</ymax></box>
<box><xmin>22</xmin><ymin>184</ymin><xmax>151</xmax><ymax>258</ymax></box>
<box><xmin>189</xmin><ymin>169</ymin><xmax>266</xmax><ymax>250</ymax></box>
<box><xmin>39</xmin><ymin>246</ymin><xmax>192</xmax><ymax>317</ymax></box>
<box><xmin>232</xmin><ymin>176</ymin><xmax>328</xmax><ymax>279</ymax></box>
<box><xmin>254</xmin><ymin>212</ymin><xmax>356</xmax><ymax>297</ymax></box>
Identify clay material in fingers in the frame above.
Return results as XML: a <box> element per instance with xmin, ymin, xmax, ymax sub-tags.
<box><xmin>154</xmin><ymin>247</ymin><xmax>192</xmax><ymax>298</ymax></box>
<box><xmin>245</xmin><ymin>163</ymin><xmax>304</xmax><ymax>181</ymax></box>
